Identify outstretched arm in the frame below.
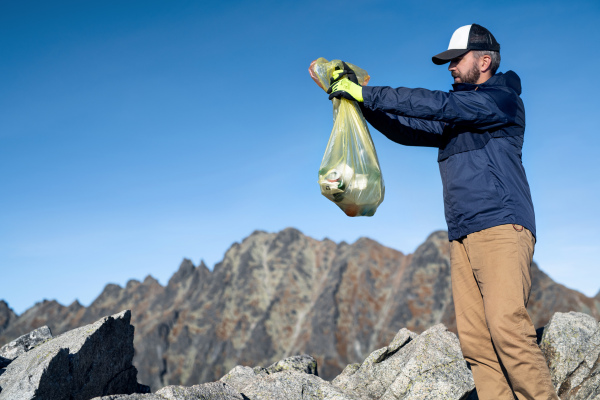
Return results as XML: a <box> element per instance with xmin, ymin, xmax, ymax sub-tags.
<box><xmin>362</xmin><ymin>86</ymin><xmax>518</xmax><ymax>130</ymax></box>
<box><xmin>359</xmin><ymin>104</ymin><xmax>445</xmax><ymax>148</ymax></box>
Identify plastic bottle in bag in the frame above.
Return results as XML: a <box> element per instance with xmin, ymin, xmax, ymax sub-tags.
<box><xmin>309</xmin><ymin>58</ymin><xmax>385</xmax><ymax>217</ymax></box>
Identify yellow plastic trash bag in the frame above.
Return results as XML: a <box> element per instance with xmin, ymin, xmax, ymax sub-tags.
<box><xmin>309</xmin><ymin>57</ymin><xmax>385</xmax><ymax>217</ymax></box>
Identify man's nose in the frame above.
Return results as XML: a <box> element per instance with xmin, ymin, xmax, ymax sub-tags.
<box><xmin>448</xmin><ymin>61</ymin><xmax>457</xmax><ymax>71</ymax></box>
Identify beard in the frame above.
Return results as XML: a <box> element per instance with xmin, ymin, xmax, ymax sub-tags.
<box><xmin>452</xmin><ymin>61</ymin><xmax>480</xmax><ymax>84</ymax></box>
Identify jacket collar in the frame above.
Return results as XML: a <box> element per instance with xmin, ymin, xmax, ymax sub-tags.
<box><xmin>451</xmin><ymin>70</ymin><xmax>522</xmax><ymax>95</ymax></box>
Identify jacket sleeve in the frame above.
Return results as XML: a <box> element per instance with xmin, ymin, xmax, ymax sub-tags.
<box><xmin>362</xmin><ymin>85</ymin><xmax>515</xmax><ymax>130</ymax></box>
<box><xmin>359</xmin><ymin>104</ymin><xmax>444</xmax><ymax>148</ymax></box>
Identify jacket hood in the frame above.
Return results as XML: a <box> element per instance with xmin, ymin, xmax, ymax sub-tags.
<box><xmin>452</xmin><ymin>70</ymin><xmax>522</xmax><ymax>95</ymax></box>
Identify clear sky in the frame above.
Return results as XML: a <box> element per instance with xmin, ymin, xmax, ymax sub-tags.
<box><xmin>1</xmin><ymin>0</ymin><xmax>599</xmax><ymax>315</ymax></box>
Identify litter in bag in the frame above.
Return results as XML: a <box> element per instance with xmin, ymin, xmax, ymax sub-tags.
<box><xmin>309</xmin><ymin>57</ymin><xmax>384</xmax><ymax>217</ymax></box>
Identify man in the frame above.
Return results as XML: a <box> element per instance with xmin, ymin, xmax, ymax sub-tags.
<box><xmin>327</xmin><ymin>24</ymin><xmax>558</xmax><ymax>399</ymax></box>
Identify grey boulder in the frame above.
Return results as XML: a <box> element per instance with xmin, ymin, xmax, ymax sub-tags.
<box><xmin>220</xmin><ymin>326</ymin><xmax>474</xmax><ymax>400</ymax></box>
<box><xmin>92</xmin><ymin>395</ymin><xmax>166</xmax><ymax>400</ymax></box>
<box><xmin>540</xmin><ymin>311</ymin><xmax>600</xmax><ymax>399</ymax></box>
<box><xmin>0</xmin><ymin>325</ymin><xmax>52</xmax><ymax>361</ymax></box>
<box><xmin>92</xmin><ymin>382</ymin><xmax>245</xmax><ymax>400</ymax></box>
<box><xmin>0</xmin><ymin>310</ymin><xmax>139</xmax><ymax>400</ymax></box>
<box><xmin>332</xmin><ymin>325</ymin><xmax>474</xmax><ymax>400</ymax></box>
<box><xmin>219</xmin><ymin>354</ymin><xmax>318</xmax><ymax>393</ymax></box>
<box><xmin>219</xmin><ymin>365</ymin><xmax>261</xmax><ymax>394</ymax></box>
<box><xmin>241</xmin><ymin>370</ymin><xmax>358</xmax><ymax>400</ymax></box>
<box><xmin>220</xmin><ymin>355</ymin><xmax>357</xmax><ymax>400</ymax></box>
<box><xmin>157</xmin><ymin>381</ymin><xmax>246</xmax><ymax>399</ymax></box>
<box><xmin>264</xmin><ymin>354</ymin><xmax>318</xmax><ymax>375</ymax></box>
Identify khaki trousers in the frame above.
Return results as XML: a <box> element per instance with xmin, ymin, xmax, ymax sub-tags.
<box><xmin>450</xmin><ymin>224</ymin><xmax>558</xmax><ymax>400</ymax></box>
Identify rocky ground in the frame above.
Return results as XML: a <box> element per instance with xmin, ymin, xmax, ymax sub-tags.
<box><xmin>0</xmin><ymin>310</ymin><xmax>598</xmax><ymax>399</ymax></box>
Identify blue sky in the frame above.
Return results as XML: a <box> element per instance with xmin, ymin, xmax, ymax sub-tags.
<box><xmin>1</xmin><ymin>0</ymin><xmax>599</xmax><ymax>315</ymax></box>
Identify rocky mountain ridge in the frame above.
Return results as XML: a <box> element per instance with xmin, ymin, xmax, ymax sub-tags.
<box><xmin>1</xmin><ymin>228</ymin><xmax>599</xmax><ymax>391</ymax></box>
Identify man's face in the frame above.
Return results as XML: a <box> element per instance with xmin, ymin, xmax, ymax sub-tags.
<box><xmin>448</xmin><ymin>51</ymin><xmax>480</xmax><ymax>84</ymax></box>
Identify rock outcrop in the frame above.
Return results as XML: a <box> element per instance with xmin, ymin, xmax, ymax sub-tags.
<box><xmin>0</xmin><ymin>325</ymin><xmax>52</xmax><ymax>361</ymax></box>
<box><xmin>540</xmin><ymin>312</ymin><xmax>600</xmax><ymax>399</ymax></box>
<box><xmin>1</xmin><ymin>229</ymin><xmax>599</xmax><ymax>390</ymax></box>
<box><xmin>0</xmin><ymin>310</ymin><xmax>146</xmax><ymax>400</ymax></box>
<box><xmin>333</xmin><ymin>325</ymin><xmax>474</xmax><ymax>399</ymax></box>
<box><xmin>91</xmin><ymin>322</ymin><xmax>477</xmax><ymax>400</ymax></box>
<box><xmin>2</xmin><ymin>311</ymin><xmax>599</xmax><ymax>399</ymax></box>
<box><xmin>218</xmin><ymin>355</ymin><xmax>355</xmax><ymax>400</ymax></box>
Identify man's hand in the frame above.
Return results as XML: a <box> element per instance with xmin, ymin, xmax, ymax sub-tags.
<box><xmin>327</xmin><ymin>78</ymin><xmax>363</xmax><ymax>102</ymax></box>
<box><xmin>330</xmin><ymin>61</ymin><xmax>359</xmax><ymax>85</ymax></box>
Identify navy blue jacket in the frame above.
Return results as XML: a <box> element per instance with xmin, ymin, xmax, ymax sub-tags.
<box><xmin>360</xmin><ymin>71</ymin><xmax>536</xmax><ymax>241</ymax></box>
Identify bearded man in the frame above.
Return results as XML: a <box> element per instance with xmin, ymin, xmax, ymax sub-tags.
<box><xmin>327</xmin><ymin>24</ymin><xmax>559</xmax><ymax>399</ymax></box>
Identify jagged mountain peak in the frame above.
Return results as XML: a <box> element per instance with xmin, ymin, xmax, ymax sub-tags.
<box><xmin>425</xmin><ymin>230</ymin><xmax>449</xmax><ymax>242</ymax></box>
<box><xmin>179</xmin><ymin>258</ymin><xmax>195</xmax><ymax>270</ymax></box>
<box><xmin>102</xmin><ymin>282</ymin><xmax>124</xmax><ymax>293</ymax></box>
<box><xmin>142</xmin><ymin>275</ymin><xmax>160</xmax><ymax>286</ymax></box>
<box><xmin>248</xmin><ymin>229</ymin><xmax>268</xmax><ymax>237</ymax></box>
<box><xmin>352</xmin><ymin>236</ymin><xmax>382</xmax><ymax>247</ymax></box>
<box><xmin>239</xmin><ymin>227</ymin><xmax>308</xmax><ymax>248</ymax></box>
<box><xmin>411</xmin><ymin>231</ymin><xmax>450</xmax><ymax>260</ymax></box>
<box><xmin>125</xmin><ymin>279</ymin><xmax>141</xmax><ymax>289</ymax></box>
<box><xmin>30</xmin><ymin>299</ymin><xmax>63</xmax><ymax>311</ymax></box>
<box><xmin>0</xmin><ymin>300</ymin><xmax>17</xmax><ymax>333</ymax></box>
<box><xmin>167</xmin><ymin>259</ymin><xmax>197</xmax><ymax>287</ymax></box>
<box><xmin>272</xmin><ymin>227</ymin><xmax>305</xmax><ymax>242</ymax></box>
<box><xmin>0</xmin><ymin>300</ymin><xmax>15</xmax><ymax>317</ymax></box>
<box><xmin>67</xmin><ymin>300</ymin><xmax>83</xmax><ymax>311</ymax></box>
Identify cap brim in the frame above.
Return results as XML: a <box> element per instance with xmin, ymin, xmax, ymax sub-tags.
<box><xmin>432</xmin><ymin>49</ymin><xmax>469</xmax><ymax>65</ymax></box>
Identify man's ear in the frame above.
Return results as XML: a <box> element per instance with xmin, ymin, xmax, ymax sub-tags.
<box><xmin>480</xmin><ymin>55</ymin><xmax>492</xmax><ymax>73</ymax></box>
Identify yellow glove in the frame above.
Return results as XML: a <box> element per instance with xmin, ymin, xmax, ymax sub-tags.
<box><xmin>327</xmin><ymin>78</ymin><xmax>363</xmax><ymax>102</ymax></box>
<box><xmin>330</xmin><ymin>61</ymin><xmax>359</xmax><ymax>85</ymax></box>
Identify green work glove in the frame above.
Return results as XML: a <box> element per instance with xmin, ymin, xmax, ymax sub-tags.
<box><xmin>327</xmin><ymin>78</ymin><xmax>363</xmax><ymax>102</ymax></box>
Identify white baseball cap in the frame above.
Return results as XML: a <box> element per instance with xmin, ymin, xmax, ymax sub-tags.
<box><xmin>432</xmin><ymin>24</ymin><xmax>500</xmax><ymax>65</ymax></box>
